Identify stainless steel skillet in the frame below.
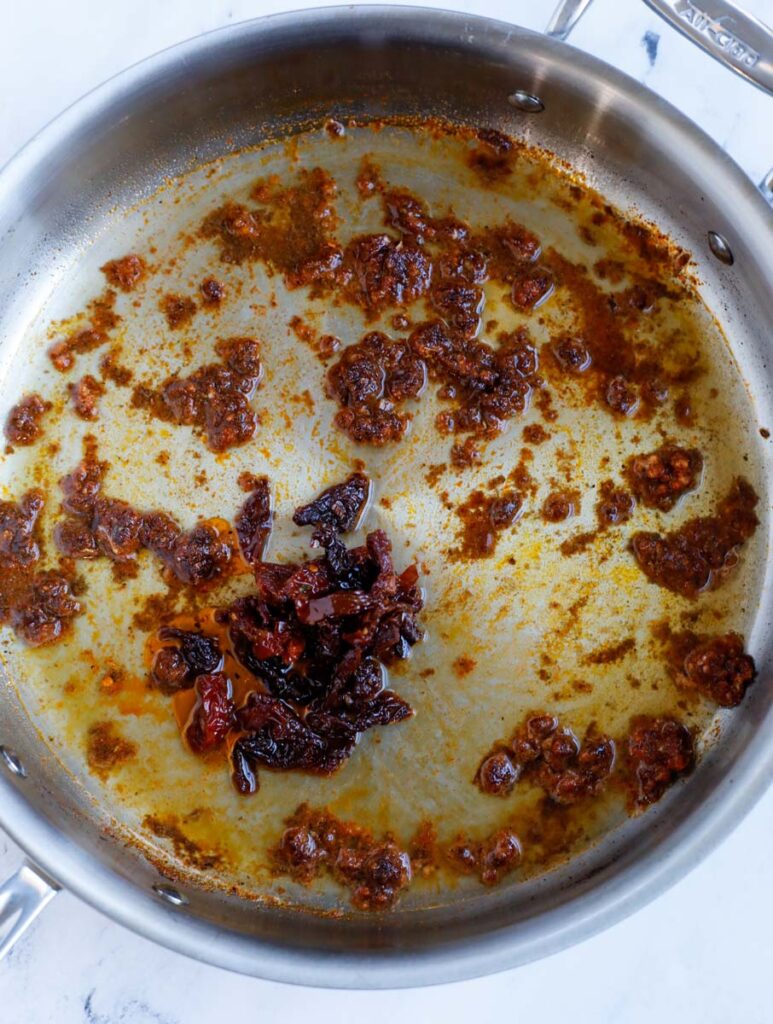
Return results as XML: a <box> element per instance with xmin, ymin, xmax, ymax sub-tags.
<box><xmin>0</xmin><ymin>0</ymin><xmax>771</xmax><ymax>988</ymax></box>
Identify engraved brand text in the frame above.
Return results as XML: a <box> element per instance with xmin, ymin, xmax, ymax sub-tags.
<box><xmin>675</xmin><ymin>0</ymin><xmax>760</xmax><ymax>68</ymax></box>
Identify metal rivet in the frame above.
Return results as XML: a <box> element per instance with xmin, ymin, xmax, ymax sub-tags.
<box><xmin>152</xmin><ymin>883</ymin><xmax>188</xmax><ymax>906</ymax></box>
<box><xmin>508</xmin><ymin>91</ymin><xmax>545</xmax><ymax>113</ymax></box>
<box><xmin>0</xmin><ymin>746</ymin><xmax>26</xmax><ymax>778</ymax></box>
<box><xmin>708</xmin><ymin>231</ymin><xmax>734</xmax><ymax>265</ymax></box>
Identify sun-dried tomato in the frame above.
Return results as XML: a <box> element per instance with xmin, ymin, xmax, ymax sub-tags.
<box><xmin>185</xmin><ymin>673</ymin><xmax>235</xmax><ymax>753</ymax></box>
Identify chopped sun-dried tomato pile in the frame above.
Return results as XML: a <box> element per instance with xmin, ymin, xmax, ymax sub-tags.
<box><xmin>151</xmin><ymin>475</ymin><xmax>424</xmax><ymax>793</ymax></box>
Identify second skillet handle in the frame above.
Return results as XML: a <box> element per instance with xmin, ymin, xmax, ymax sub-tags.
<box><xmin>0</xmin><ymin>862</ymin><xmax>59</xmax><ymax>961</ymax></box>
<box><xmin>642</xmin><ymin>0</ymin><xmax>773</xmax><ymax>93</ymax></box>
<box><xmin>547</xmin><ymin>0</ymin><xmax>773</xmax><ymax>94</ymax></box>
<box><xmin>546</xmin><ymin>0</ymin><xmax>773</xmax><ymax>204</ymax></box>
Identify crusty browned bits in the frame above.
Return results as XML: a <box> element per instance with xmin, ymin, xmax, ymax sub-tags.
<box><xmin>551</xmin><ymin>335</ymin><xmax>592</xmax><ymax>373</ymax></box>
<box><xmin>200</xmin><ymin>277</ymin><xmax>226</xmax><ymax>304</ymax></box>
<box><xmin>668</xmin><ymin>631</ymin><xmax>756</xmax><ymax>708</ymax></box>
<box><xmin>451</xmin><ymin>486</ymin><xmax>523</xmax><ymax>559</ymax></box>
<box><xmin>273</xmin><ymin>804</ymin><xmax>412</xmax><ymax>909</ymax></box>
<box><xmin>631</xmin><ymin>477</ymin><xmax>758</xmax><ymax>597</ymax></box>
<box><xmin>626</xmin><ymin>715</ymin><xmax>693</xmax><ymax>810</ymax></box>
<box><xmin>446</xmin><ymin>828</ymin><xmax>522</xmax><ymax>885</ymax></box>
<box><xmin>605</xmin><ymin>374</ymin><xmax>638</xmax><ymax>416</ymax></box>
<box><xmin>467</xmin><ymin>130</ymin><xmax>517</xmax><ymax>182</ymax></box>
<box><xmin>450</xmin><ymin>437</ymin><xmax>482</xmax><ymax>468</ymax></box>
<box><xmin>133</xmin><ymin>335</ymin><xmax>262</xmax><ymax>451</ymax></box>
<box><xmin>161</xmin><ymin>293</ymin><xmax>197</xmax><ymax>329</ymax></box>
<box><xmin>343</xmin><ymin>232</ymin><xmax>432</xmax><ymax>313</ymax></box>
<box><xmin>55</xmin><ymin>441</ymin><xmax>234</xmax><ymax>585</ymax></box>
<box><xmin>624</xmin><ymin>444</ymin><xmax>703</xmax><ymax>511</ymax></box>
<box><xmin>200</xmin><ymin>168</ymin><xmax>342</xmax><ymax>290</ymax></box>
<box><xmin>475</xmin><ymin>712</ymin><xmax>615</xmax><ymax>805</ymax></box>
<box><xmin>326</xmin><ymin>331</ymin><xmax>426</xmax><ymax>444</ymax></box>
<box><xmin>324</xmin><ymin>118</ymin><xmax>346</xmax><ymax>138</ymax></box>
<box><xmin>9</xmin><ymin>570</ymin><xmax>81</xmax><ymax>647</ymax></box>
<box><xmin>541</xmin><ymin>490</ymin><xmax>578</xmax><ymax>522</ymax></box>
<box><xmin>683</xmin><ymin>634</ymin><xmax>755</xmax><ymax>707</ymax></box>
<box><xmin>411</xmin><ymin>320</ymin><xmax>539</xmax><ymax>440</ymax></box>
<box><xmin>0</xmin><ymin>490</ymin><xmax>44</xmax><ymax>568</ymax></box>
<box><xmin>4</xmin><ymin>394</ymin><xmax>51</xmax><ymax>446</ymax></box>
<box><xmin>511</xmin><ymin>266</ymin><xmax>553</xmax><ymax>310</ymax></box>
<box><xmin>337</xmin><ymin>841</ymin><xmax>412</xmax><ymax>910</ymax></box>
<box><xmin>86</xmin><ymin>721</ymin><xmax>137</xmax><ymax>777</ymax></box>
<box><xmin>523</xmin><ymin>422</ymin><xmax>550</xmax><ymax>445</ymax></box>
<box><xmin>476</xmin><ymin>750</ymin><xmax>519</xmax><ymax>796</ymax></box>
<box><xmin>596</xmin><ymin>479</ymin><xmax>635</xmax><ymax>527</ymax></box>
<box><xmin>100</xmin><ymin>254</ymin><xmax>146</xmax><ymax>292</ymax></box>
<box><xmin>69</xmin><ymin>374</ymin><xmax>105</xmax><ymax>421</ymax></box>
<box><xmin>49</xmin><ymin>290</ymin><xmax>119</xmax><ymax>372</ymax></box>
<box><xmin>0</xmin><ymin>490</ymin><xmax>80</xmax><ymax>647</ymax></box>
<box><xmin>99</xmin><ymin>349</ymin><xmax>133</xmax><ymax>386</ymax></box>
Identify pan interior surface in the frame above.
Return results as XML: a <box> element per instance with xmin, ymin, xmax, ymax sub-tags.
<box><xmin>0</xmin><ymin>8</ymin><xmax>770</xmax><ymax>985</ymax></box>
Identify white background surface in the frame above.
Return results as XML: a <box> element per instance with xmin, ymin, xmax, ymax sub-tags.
<box><xmin>1</xmin><ymin>0</ymin><xmax>772</xmax><ymax>1020</ymax></box>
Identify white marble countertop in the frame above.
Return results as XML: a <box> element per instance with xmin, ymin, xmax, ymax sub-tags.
<box><xmin>1</xmin><ymin>0</ymin><xmax>771</xmax><ymax>1020</ymax></box>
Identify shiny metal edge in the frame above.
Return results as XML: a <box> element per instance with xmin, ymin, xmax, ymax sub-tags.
<box><xmin>0</xmin><ymin>5</ymin><xmax>771</xmax><ymax>988</ymax></box>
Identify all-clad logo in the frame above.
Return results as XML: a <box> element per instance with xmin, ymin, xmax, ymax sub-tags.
<box><xmin>675</xmin><ymin>0</ymin><xmax>761</xmax><ymax>68</ymax></box>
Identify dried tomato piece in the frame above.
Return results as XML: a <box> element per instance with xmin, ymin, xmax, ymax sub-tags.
<box><xmin>346</xmin><ymin>690</ymin><xmax>413</xmax><ymax>731</ymax></box>
<box><xmin>235</xmin><ymin>692</ymin><xmax>323</xmax><ymax>772</ymax></box>
<box><xmin>235</xmin><ymin>476</ymin><xmax>272</xmax><ymax>563</ymax></box>
<box><xmin>159</xmin><ymin>628</ymin><xmax>222</xmax><ymax>678</ymax></box>
<box><xmin>185</xmin><ymin>673</ymin><xmax>235</xmax><ymax>753</ymax></box>
<box><xmin>292</xmin><ymin>473</ymin><xmax>371</xmax><ymax>535</ymax></box>
<box><xmin>151</xmin><ymin>647</ymin><xmax>190</xmax><ymax>695</ymax></box>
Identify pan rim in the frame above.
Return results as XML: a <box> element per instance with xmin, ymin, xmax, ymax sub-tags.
<box><xmin>0</xmin><ymin>3</ymin><xmax>771</xmax><ymax>988</ymax></box>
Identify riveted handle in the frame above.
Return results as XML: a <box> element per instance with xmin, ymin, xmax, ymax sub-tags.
<box><xmin>547</xmin><ymin>0</ymin><xmax>773</xmax><ymax>93</ymax></box>
<box><xmin>642</xmin><ymin>0</ymin><xmax>773</xmax><ymax>94</ymax></box>
<box><xmin>546</xmin><ymin>0</ymin><xmax>595</xmax><ymax>40</ymax></box>
<box><xmin>0</xmin><ymin>862</ymin><xmax>59</xmax><ymax>961</ymax></box>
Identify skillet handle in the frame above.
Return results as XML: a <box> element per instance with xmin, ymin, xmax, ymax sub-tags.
<box><xmin>547</xmin><ymin>0</ymin><xmax>773</xmax><ymax>94</ymax></box>
<box><xmin>641</xmin><ymin>0</ymin><xmax>773</xmax><ymax>94</ymax></box>
<box><xmin>546</xmin><ymin>0</ymin><xmax>773</xmax><ymax>200</ymax></box>
<box><xmin>0</xmin><ymin>861</ymin><xmax>59</xmax><ymax>961</ymax></box>
<box><xmin>546</xmin><ymin>0</ymin><xmax>595</xmax><ymax>40</ymax></box>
